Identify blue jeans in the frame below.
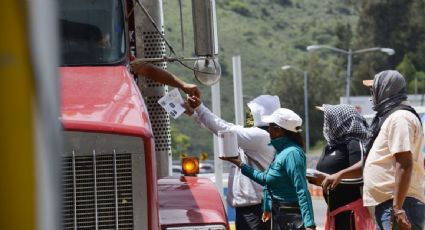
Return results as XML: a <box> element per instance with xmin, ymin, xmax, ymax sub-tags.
<box><xmin>375</xmin><ymin>197</ymin><xmax>425</xmax><ymax>230</ymax></box>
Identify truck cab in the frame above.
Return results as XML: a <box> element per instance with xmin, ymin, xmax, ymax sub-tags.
<box><xmin>58</xmin><ymin>0</ymin><xmax>228</xmax><ymax>229</ymax></box>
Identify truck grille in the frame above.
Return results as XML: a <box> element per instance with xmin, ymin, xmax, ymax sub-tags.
<box><xmin>62</xmin><ymin>151</ymin><xmax>134</xmax><ymax>230</ymax></box>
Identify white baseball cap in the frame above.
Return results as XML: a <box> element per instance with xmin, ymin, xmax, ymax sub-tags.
<box><xmin>247</xmin><ymin>95</ymin><xmax>281</xmax><ymax>127</ymax></box>
<box><xmin>261</xmin><ymin>108</ymin><xmax>303</xmax><ymax>133</ymax></box>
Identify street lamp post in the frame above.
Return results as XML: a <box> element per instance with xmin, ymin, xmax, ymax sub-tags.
<box><xmin>306</xmin><ymin>45</ymin><xmax>395</xmax><ymax>104</ymax></box>
<box><xmin>281</xmin><ymin>65</ymin><xmax>310</xmax><ymax>154</ymax></box>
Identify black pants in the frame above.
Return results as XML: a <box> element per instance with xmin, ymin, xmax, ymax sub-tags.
<box><xmin>334</xmin><ymin>211</ymin><xmax>356</xmax><ymax>230</ymax></box>
<box><xmin>236</xmin><ymin>204</ymin><xmax>271</xmax><ymax>230</ymax></box>
<box><xmin>272</xmin><ymin>202</ymin><xmax>304</xmax><ymax>230</ymax></box>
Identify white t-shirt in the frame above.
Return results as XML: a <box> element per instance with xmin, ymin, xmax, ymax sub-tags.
<box><xmin>363</xmin><ymin>110</ymin><xmax>425</xmax><ymax>206</ymax></box>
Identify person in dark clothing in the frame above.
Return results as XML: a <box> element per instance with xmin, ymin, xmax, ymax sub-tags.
<box><xmin>60</xmin><ymin>19</ymin><xmax>103</xmax><ymax>44</ymax></box>
<box><xmin>309</xmin><ymin>104</ymin><xmax>374</xmax><ymax>230</ymax></box>
<box><xmin>60</xmin><ymin>19</ymin><xmax>112</xmax><ymax>63</ymax></box>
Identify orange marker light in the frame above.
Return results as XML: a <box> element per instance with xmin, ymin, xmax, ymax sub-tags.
<box><xmin>181</xmin><ymin>157</ymin><xmax>199</xmax><ymax>176</ymax></box>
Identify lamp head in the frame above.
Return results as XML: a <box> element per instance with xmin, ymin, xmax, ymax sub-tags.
<box><xmin>306</xmin><ymin>45</ymin><xmax>321</xmax><ymax>52</ymax></box>
<box><xmin>281</xmin><ymin>65</ymin><xmax>291</xmax><ymax>70</ymax></box>
<box><xmin>380</xmin><ymin>48</ymin><xmax>395</xmax><ymax>55</ymax></box>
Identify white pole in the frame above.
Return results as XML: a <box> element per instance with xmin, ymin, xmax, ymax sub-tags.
<box><xmin>303</xmin><ymin>71</ymin><xmax>310</xmax><ymax>154</ymax></box>
<box><xmin>346</xmin><ymin>49</ymin><xmax>352</xmax><ymax>104</ymax></box>
<box><xmin>28</xmin><ymin>0</ymin><xmax>62</xmax><ymax>229</ymax></box>
<box><xmin>232</xmin><ymin>56</ymin><xmax>244</xmax><ymax>126</ymax></box>
<box><xmin>212</xmin><ymin>83</ymin><xmax>224</xmax><ymax>199</ymax></box>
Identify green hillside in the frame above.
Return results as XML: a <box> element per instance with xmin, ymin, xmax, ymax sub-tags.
<box><xmin>161</xmin><ymin>0</ymin><xmax>358</xmax><ymax>158</ymax></box>
<box><xmin>160</xmin><ymin>0</ymin><xmax>425</xmax><ymax>159</ymax></box>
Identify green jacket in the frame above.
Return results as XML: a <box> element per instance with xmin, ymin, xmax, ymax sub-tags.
<box><xmin>241</xmin><ymin>136</ymin><xmax>315</xmax><ymax>227</ymax></box>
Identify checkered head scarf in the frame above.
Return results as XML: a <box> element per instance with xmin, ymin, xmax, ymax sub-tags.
<box><xmin>323</xmin><ymin>104</ymin><xmax>369</xmax><ymax>148</ymax></box>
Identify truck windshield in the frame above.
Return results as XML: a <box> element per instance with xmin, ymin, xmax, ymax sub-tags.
<box><xmin>59</xmin><ymin>0</ymin><xmax>126</xmax><ymax>65</ymax></box>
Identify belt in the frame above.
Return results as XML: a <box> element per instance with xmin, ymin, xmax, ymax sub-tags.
<box><xmin>273</xmin><ymin>201</ymin><xmax>300</xmax><ymax>213</ymax></box>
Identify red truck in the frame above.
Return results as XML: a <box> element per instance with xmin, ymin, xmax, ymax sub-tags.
<box><xmin>59</xmin><ymin>0</ymin><xmax>228</xmax><ymax>229</ymax></box>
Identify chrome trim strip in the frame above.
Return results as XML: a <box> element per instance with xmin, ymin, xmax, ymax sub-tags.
<box><xmin>72</xmin><ymin>150</ymin><xmax>77</xmax><ymax>230</ymax></box>
<box><xmin>113</xmin><ymin>149</ymin><xmax>119</xmax><ymax>229</ymax></box>
<box><xmin>93</xmin><ymin>150</ymin><xmax>99</xmax><ymax>230</ymax></box>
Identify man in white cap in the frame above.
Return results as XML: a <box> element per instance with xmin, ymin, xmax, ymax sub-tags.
<box><xmin>184</xmin><ymin>95</ymin><xmax>280</xmax><ymax>230</ymax></box>
<box><xmin>362</xmin><ymin>70</ymin><xmax>425</xmax><ymax>230</ymax></box>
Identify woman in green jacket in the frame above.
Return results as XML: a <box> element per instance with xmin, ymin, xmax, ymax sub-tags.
<box><xmin>223</xmin><ymin>108</ymin><xmax>316</xmax><ymax>230</ymax></box>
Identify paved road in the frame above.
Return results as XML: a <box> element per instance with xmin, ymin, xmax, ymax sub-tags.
<box><xmin>312</xmin><ymin>196</ymin><xmax>327</xmax><ymax>228</ymax></box>
<box><xmin>228</xmin><ymin>197</ymin><xmax>327</xmax><ymax>230</ymax></box>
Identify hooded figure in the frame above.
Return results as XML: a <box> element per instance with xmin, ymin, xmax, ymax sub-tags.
<box><xmin>315</xmin><ymin>104</ymin><xmax>373</xmax><ymax>230</ymax></box>
<box><xmin>322</xmin><ymin>104</ymin><xmax>369</xmax><ymax>149</ymax></box>
<box><xmin>186</xmin><ymin>95</ymin><xmax>280</xmax><ymax>230</ymax></box>
<box><xmin>362</xmin><ymin>70</ymin><xmax>425</xmax><ymax>230</ymax></box>
<box><xmin>368</xmin><ymin>70</ymin><xmax>407</xmax><ymax>114</ymax></box>
<box><xmin>365</xmin><ymin>70</ymin><xmax>410</xmax><ymax>149</ymax></box>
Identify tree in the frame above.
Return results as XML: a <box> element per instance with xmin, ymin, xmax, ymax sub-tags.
<box><xmin>265</xmin><ymin>55</ymin><xmax>341</xmax><ymax>151</ymax></box>
<box><xmin>351</xmin><ymin>0</ymin><xmax>425</xmax><ymax>96</ymax></box>
<box><xmin>397</xmin><ymin>55</ymin><xmax>424</xmax><ymax>94</ymax></box>
<box><xmin>397</xmin><ymin>55</ymin><xmax>416</xmax><ymax>81</ymax></box>
<box><xmin>170</xmin><ymin>126</ymin><xmax>191</xmax><ymax>159</ymax></box>
<box><xmin>334</xmin><ymin>22</ymin><xmax>353</xmax><ymax>50</ymax></box>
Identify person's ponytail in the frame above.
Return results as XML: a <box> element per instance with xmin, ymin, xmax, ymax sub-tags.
<box><xmin>284</xmin><ymin>129</ymin><xmax>305</xmax><ymax>149</ymax></box>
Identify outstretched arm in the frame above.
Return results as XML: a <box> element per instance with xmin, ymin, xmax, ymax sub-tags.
<box><xmin>186</xmin><ymin>96</ymin><xmax>235</xmax><ymax>134</ymax></box>
<box><xmin>186</xmin><ymin>96</ymin><xmax>272</xmax><ymax>155</ymax></box>
<box><xmin>131</xmin><ymin>61</ymin><xmax>201</xmax><ymax>98</ymax></box>
<box><xmin>221</xmin><ymin>157</ymin><xmax>268</xmax><ymax>187</ymax></box>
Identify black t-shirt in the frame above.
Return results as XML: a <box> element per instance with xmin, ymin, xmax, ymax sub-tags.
<box><xmin>316</xmin><ymin>139</ymin><xmax>362</xmax><ymax>211</ymax></box>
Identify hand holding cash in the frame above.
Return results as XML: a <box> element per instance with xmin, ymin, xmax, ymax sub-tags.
<box><xmin>158</xmin><ymin>88</ymin><xmax>186</xmax><ymax>119</ymax></box>
<box><xmin>306</xmin><ymin>169</ymin><xmax>328</xmax><ymax>186</ymax></box>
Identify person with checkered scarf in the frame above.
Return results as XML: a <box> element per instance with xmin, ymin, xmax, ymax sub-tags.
<box><xmin>309</xmin><ymin>104</ymin><xmax>374</xmax><ymax>230</ymax></box>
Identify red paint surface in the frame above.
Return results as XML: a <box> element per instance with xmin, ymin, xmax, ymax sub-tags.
<box><xmin>60</xmin><ymin>66</ymin><xmax>152</xmax><ymax>138</ymax></box>
<box><xmin>60</xmin><ymin>66</ymin><xmax>159</xmax><ymax>229</ymax></box>
<box><xmin>158</xmin><ymin>176</ymin><xmax>229</xmax><ymax>229</ymax></box>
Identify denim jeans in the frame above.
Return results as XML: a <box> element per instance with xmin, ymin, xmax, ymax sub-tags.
<box><xmin>375</xmin><ymin>197</ymin><xmax>425</xmax><ymax>230</ymax></box>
